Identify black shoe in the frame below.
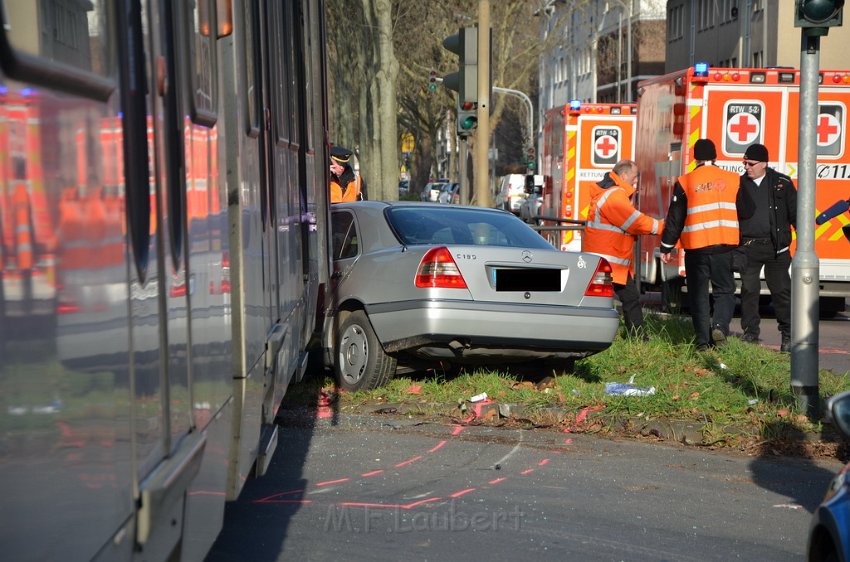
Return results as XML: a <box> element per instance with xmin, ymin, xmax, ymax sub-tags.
<box><xmin>740</xmin><ymin>333</ymin><xmax>760</xmax><ymax>344</ymax></box>
<box><xmin>711</xmin><ymin>327</ymin><xmax>727</xmax><ymax>346</ymax></box>
<box><xmin>697</xmin><ymin>343</ymin><xmax>714</xmax><ymax>352</ymax></box>
<box><xmin>780</xmin><ymin>337</ymin><xmax>791</xmax><ymax>353</ymax></box>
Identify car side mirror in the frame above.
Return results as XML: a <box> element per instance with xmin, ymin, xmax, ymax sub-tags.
<box><xmin>827</xmin><ymin>390</ymin><xmax>850</xmax><ymax>437</ymax></box>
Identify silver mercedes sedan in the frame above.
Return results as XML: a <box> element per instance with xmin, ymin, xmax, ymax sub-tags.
<box><xmin>322</xmin><ymin>202</ymin><xmax>619</xmax><ymax>391</ymax></box>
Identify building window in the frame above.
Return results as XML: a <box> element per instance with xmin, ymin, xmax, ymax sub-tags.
<box><xmin>668</xmin><ymin>5</ymin><xmax>684</xmax><ymax>42</ymax></box>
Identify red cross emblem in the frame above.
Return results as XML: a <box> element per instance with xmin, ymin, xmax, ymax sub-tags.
<box><xmin>727</xmin><ymin>113</ymin><xmax>760</xmax><ymax>144</ymax></box>
<box><xmin>817</xmin><ymin>113</ymin><xmax>841</xmax><ymax>146</ymax></box>
<box><xmin>595</xmin><ymin>135</ymin><xmax>618</xmax><ymax>158</ymax></box>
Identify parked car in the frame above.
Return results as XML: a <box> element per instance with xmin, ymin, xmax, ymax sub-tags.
<box><xmin>808</xmin><ymin>390</ymin><xmax>850</xmax><ymax>562</ymax></box>
<box><xmin>496</xmin><ymin>174</ymin><xmax>544</xmax><ymax>214</ymax></box>
<box><xmin>421</xmin><ymin>179</ymin><xmax>449</xmax><ymax>202</ymax></box>
<box><xmin>323</xmin><ymin>202</ymin><xmax>619</xmax><ymax>391</ymax></box>
<box><xmin>438</xmin><ymin>182</ymin><xmax>461</xmax><ymax>204</ymax></box>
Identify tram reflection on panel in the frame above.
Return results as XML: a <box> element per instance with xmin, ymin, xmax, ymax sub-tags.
<box><xmin>0</xmin><ymin>1</ymin><xmax>331</xmax><ymax>560</ymax></box>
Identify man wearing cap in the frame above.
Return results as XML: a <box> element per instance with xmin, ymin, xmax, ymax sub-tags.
<box><xmin>329</xmin><ymin>145</ymin><xmax>366</xmax><ymax>203</ymax></box>
<box><xmin>738</xmin><ymin>143</ymin><xmax>797</xmax><ymax>352</ymax></box>
<box><xmin>583</xmin><ymin>159</ymin><xmax>663</xmax><ymax>339</ymax></box>
<box><xmin>660</xmin><ymin>139</ymin><xmax>752</xmax><ymax>351</ymax></box>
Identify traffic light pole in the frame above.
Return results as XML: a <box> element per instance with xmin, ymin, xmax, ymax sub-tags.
<box><xmin>791</xmin><ymin>32</ymin><xmax>821</xmax><ymax>420</ymax></box>
<box><xmin>474</xmin><ymin>0</ymin><xmax>492</xmax><ymax>208</ymax></box>
<box><xmin>459</xmin><ymin>137</ymin><xmax>470</xmax><ymax>205</ymax></box>
<box><xmin>492</xmin><ymin>86</ymin><xmax>534</xmax><ymax>147</ymax></box>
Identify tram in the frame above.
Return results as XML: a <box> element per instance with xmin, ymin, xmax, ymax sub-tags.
<box><xmin>0</xmin><ymin>0</ymin><xmax>330</xmax><ymax>559</ymax></box>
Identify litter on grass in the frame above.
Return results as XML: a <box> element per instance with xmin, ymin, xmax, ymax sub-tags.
<box><xmin>604</xmin><ymin>374</ymin><xmax>656</xmax><ymax>397</ymax></box>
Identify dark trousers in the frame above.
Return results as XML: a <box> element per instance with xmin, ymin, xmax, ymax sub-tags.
<box><xmin>740</xmin><ymin>242</ymin><xmax>792</xmax><ymax>339</ymax></box>
<box><xmin>614</xmin><ymin>274</ymin><xmax>644</xmax><ymax>334</ymax></box>
<box><xmin>684</xmin><ymin>251</ymin><xmax>736</xmax><ymax>347</ymax></box>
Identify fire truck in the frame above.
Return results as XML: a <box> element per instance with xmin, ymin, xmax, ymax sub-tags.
<box><xmin>634</xmin><ymin>64</ymin><xmax>850</xmax><ymax>314</ymax></box>
<box><xmin>540</xmin><ymin>101</ymin><xmax>637</xmax><ymax>251</ymax></box>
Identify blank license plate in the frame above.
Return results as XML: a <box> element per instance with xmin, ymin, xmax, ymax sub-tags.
<box><xmin>495</xmin><ymin>268</ymin><xmax>560</xmax><ymax>292</ymax></box>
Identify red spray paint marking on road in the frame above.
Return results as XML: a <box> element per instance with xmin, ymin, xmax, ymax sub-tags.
<box><xmin>449</xmin><ymin>488</ymin><xmax>477</xmax><ymax>498</ymax></box>
<box><xmin>520</xmin><ymin>469</ymin><xmax>535</xmax><ymax>475</ymax></box>
<box><xmin>428</xmin><ymin>440</ymin><xmax>447</xmax><ymax>453</ymax></box>
<box><xmin>451</xmin><ymin>425</ymin><xmax>465</xmax><ymax>435</ymax></box>
<box><xmin>361</xmin><ymin>470</ymin><xmax>384</xmax><ymax>477</ymax></box>
<box><xmin>394</xmin><ymin>455</ymin><xmax>423</xmax><ymax>468</ymax></box>
<box><xmin>254</xmin><ymin>489</ymin><xmax>307</xmax><ymax>503</ymax></box>
<box><xmin>316</xmin><ymin>478</ymin><xmax>350</xmax><ymax>487</ymax></box>
<box><xmin>538</xmin><ymin>458</ymin><xmax>550</xmax><ymax>466</ymax></box>
<box><xmin>489</xmin><ymin>477</ymin><xmax>507</xmax><ymax>485</ymax></box>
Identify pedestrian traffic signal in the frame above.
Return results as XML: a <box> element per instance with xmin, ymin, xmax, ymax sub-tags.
<box><xmin>428</xmin><ymin>69</ymin><xmax>438</xmax><ymax>92</ymax></box>
<box><xmin>795</xmin><ymin>0</ymin><xmax>844</xmax><ymax>35</ymax></box>
<box><xmin>458</xmin><ymin>100</ymin><xmax>477</xmax><ymax>136</ymax></box>
<box><xmin>442</xmin><ymin>27</ymin><xmax>478</xmax><ymax>104</ymax></box>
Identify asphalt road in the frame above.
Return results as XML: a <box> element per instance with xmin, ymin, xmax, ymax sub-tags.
<box><xmin>206</xmin><ymin>414</ymin><xmax>842</xmax><ymax>561</ymax></box>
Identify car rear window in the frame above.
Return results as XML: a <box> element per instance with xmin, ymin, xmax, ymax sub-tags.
<box><xmin>386</xmin><ymin>207</ymin><xmax>553</xmax><ymax>249</ymax></box>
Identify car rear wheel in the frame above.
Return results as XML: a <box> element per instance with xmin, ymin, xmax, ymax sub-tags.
<box><xmin>335</xmin><ymin>310</ymin><xmax>397</xmax><ymax>391</ymax></box>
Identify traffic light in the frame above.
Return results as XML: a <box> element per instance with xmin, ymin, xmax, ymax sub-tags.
<box><xmin>525</xmin><ymin>146</ymin><xmax>536</xmax><ymax>172</ymax></box>
<box><xmin>442</xmin><ymin>27</ymin><xmax>478</xmax><ymax>104</ymax></box>
<box><xmin>457</xmin><ymin>100</ymin><xmax>477</xmax><ymax>136</ymax></box>
<box><xmin>428</xmin><ymin>69</ymin><xmax>438</xmax><ymax>92</ymax></box>
<box><xmin>795</xmin><ymin>0</ymin><xmax>844</xmax><ymax>35</ymax></box>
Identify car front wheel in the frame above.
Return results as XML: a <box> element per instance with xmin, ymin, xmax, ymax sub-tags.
<box><xmin>335</xmin><ymin>310</ymin><xmax>397</xmax><ymax>391</ymax></box>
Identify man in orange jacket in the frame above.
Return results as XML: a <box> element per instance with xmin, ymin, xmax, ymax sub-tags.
<box><xmin>329</xmin><ymin>145</ymin><xmax>366</xmax><ymax>203</ymax></box>
<box><xmin>660</xmin><ymin>139</ymin><xmax>753</xmax><ymax>351</ymax></box>
<box><xmin>583</xmin><ymin>159</ymin><xmax>663</xmax><ymax>338</ymax></box>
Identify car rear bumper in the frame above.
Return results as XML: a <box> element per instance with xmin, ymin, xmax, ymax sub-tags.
<box><xmin>365</xmin><ymin>299</ymin><xmax>619</xmax><ymax>354</ymax></box>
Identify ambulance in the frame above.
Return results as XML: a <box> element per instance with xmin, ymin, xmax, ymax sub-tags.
<box><xmin>634</xmin><ymin>64</ymin><xmax>850</xmax><ymax>314</ymax></box>
<box><xmin>540</xmin><ymin>101</ymin><xmax>637</xmax><ymax>251</ymax></box>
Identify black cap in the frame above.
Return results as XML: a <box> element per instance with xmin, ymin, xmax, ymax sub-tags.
<box><xmin>330</xmin><ymin>145</ymin><xmax>353</xmax><ymax>165</ymax></box>
<box><xmin>744</xmin><ymin>143</ymin><xmax>769</xmax><ymax>162</ymax></box>
<box><xmin>693</xmin><ymin>139</ymin><xmax>717</xmax><ymax>161</ymax></box>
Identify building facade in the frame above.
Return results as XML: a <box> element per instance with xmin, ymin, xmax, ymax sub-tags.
<box><xmin>666</xmin><ymin>0</ymin><xmax>850</xmax><ymax>72</ymax></box>
<box><xmin>538</xmin><ymin>0</ymin><xmax>667</xmax><ymax>115</ymax></box>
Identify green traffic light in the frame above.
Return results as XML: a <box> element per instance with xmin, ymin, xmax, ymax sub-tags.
<box><xmin>428</xmin><ymin>84</ymin><xmax>437</xmax><ymax>92</ymax></box>
<box><xmin>460</xmin><ymin>116</ymin><xmax>477</xmax><ymax>130</ymax></box>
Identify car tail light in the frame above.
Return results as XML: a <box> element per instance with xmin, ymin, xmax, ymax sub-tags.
<box><xmin>415</xmin><ymin>247</ymin><xmax>468</xmax><ymax>288</ymax></box>
<box><xmin>584</xmin><ymin>259</ymin><xmax>614</xmax><ymax>297</ymax></box>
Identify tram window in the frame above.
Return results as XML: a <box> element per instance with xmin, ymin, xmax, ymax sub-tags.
<box><xmin>272</xmin><ymin>1</ymin><xmax>291</xmax><ymax>144</ymax></box>
<box><xmin>0</xmin><ymin>0</ymin><xmax>116</xmax><ymax>99</ymax></box>
<box><xmin>283</xmin><ymin>1</ymin><xmax>300</xmax><ymax>146</ymax></box>
<box><xmin>300</xmin><ymin>1</ymin><xmax>315</xmax><ymax>150</ymax></box>
<box><xmin>242</xmin><ymin>0</ymin><xmax>259</xmax><ymax>136</ymax></box>
<box><xmin>186</xmin><ymin>0</ymin><xmax>218</xmax><ymax>126</ymax></box>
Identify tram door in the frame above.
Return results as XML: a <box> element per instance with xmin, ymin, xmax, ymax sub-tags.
<box><xmin>119</xmin><ymin>0</ymin><xmax>205</xmax><ymax>556</ymax></box>
<box><xmin>257</xmin><ymin>2</ymin><xmax>306</xmax><ymax>400</ymax></box>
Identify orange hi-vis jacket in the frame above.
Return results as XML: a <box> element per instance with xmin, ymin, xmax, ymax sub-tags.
<box><xmin>330</xmin><ymin>174</ymin><xmax>362</xmax><ymax>203</ymax></box>
<box><xmin>582</xmin><ymin>172</ymin><xmax>663</xmax><ymax>285</ymax></box>
<box><xmin>676</xmin><ymin>165</ymin><xmax>741</xmax><ymax>250</ymax></box>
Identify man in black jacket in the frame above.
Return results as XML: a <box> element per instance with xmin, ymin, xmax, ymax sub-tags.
<box><xmin>738</xmin><ymin>143</ymin><xmax>797</xmax><ymax>352</ymax></box>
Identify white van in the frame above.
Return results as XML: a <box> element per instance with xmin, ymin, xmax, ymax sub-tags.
<box><xmin>497</xmin><ymin>174</ymin><xmax>543</xmax><ymax>214</ymax></box>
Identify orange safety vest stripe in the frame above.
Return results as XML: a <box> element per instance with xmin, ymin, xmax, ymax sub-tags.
<box><xmin>677</xmin><ymin>166</ymin><xmax>740</xmax><ymax>250</ymax></box>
